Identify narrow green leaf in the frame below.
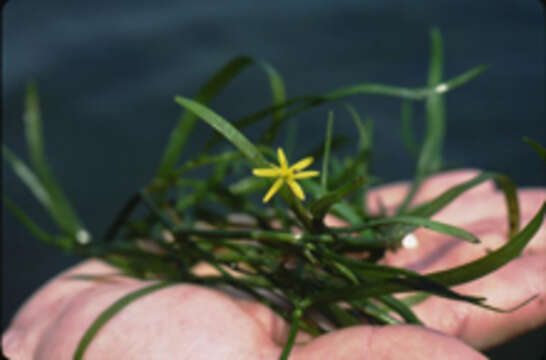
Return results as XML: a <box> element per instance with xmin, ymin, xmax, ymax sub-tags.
<box><xmin>324</xmin><ymin>303</ymin><xmax>361</xmax><ymax>326</ymax></box>
<box><xmin>409</xmin><ymin>172</ymin><xmax>488</xmax><ymax>217</ymax></box>
<box><xmin>350</xmin><ymin>300</ymin><xmax>402</xmax><ymax>325</ymax></box>
<box><xmin>400</xmin><ymin>100</ymin><xmax>418</xmax><ymax>155</ymax></box>
<box><xmin>3</xmin><ymin>146</ymin><xmax>51</xmax><ymax>207</ymax></box>
<box><xmin>378</xmin><ymin>295</ymin><xmax>423</xmax><ymax>325</ymax></box>
<box><xmin>428</xmin><ymin>28</ymin><xmax>444</xmax><ymax>85</ymax></box>
<box><xmin>400</xmin><ymin>292</ymin><xmax>430</xmax><ymax>307</ymax></box>
<box><xmin>329</xmin><ymin>107</ymin><xmax>372</xmax><ymax>189</ymax></box>
<box><xmin>345</xmin><ymin>104</ymin><xmax>368</xmax><ymax>152</ymax></box>
<box><xmin>74</xmin><ymin>282</ymin><xmax>175</xmax><ymax>360</ymax></box>
<box><xmin>176</xmin><ymin>162</ymin><xmax>229</xmax><ymax>212</ymax></box>
<box><xmin>323</xmin><ymin>65</ymin><xmax>485</xmax><ymax>101</ymax></box>
<box><xmin>321</xmin><ymin>111</ymin><xmax>334</xmax><ymax>189</ymax></box>
<box><xmin>303</xmin><ymin>179</ymin><xmax>363</xmax><ymax>224</ymax></box>
<box><xmin>309</xmin><ymin>176</ymin><xmax>366</xmax><ymax>221</ymax></box>
<box><xmin>157</xmin><ymin>56</ymin><xmax>284</xmax><ymax>179</ymax></box>
<box><xmin>330</xmin><ymin>203</ymin><xmax>365</xmax><ymax>225</ymax></box>
<box><xmin>329</xmin><ymin>147</ymin><xmax>370</xmax><ymax>189</ymax></box>
<box><xmin>206</xmin><ymin>65</ymin><xmax>488</xmax><ymax>151</ymax></box>
<box><xmin>3</xmin><ymin>146</ymin><xmax>90</xmax><ymax>244</ymax></box>
<box><xmin>229</xmin><ymin>176</ymin><xmax>267</xmax><ymax>195</ymax></box>
<box><xmin>22</xmin><ymin>84</ymin><xmax>84</xmax><ymax>236</ymax></box>
<box><xmin>308</xmin><ymin>135</ymin><xmax>348</xmax><ymax>161</ymax></box>
<box><xmin>344</xmin><ymin>106</ymin><xmax>373</xmax><ymax>218</ymax></box>
<box><xmin>334</xmin><ymin>215</ymin><xmax>480</xmax><ymax>244</ymax></box>
<box><xmin>331</xmin><ymin>261</ymin><xmax>360</xmax><ymax>285</ymax></box>
<box><xmin>23</xmin><ymin>83</ymin><xmax>47</xmax><ymax>176</ymax></box>
<box><xmin>312</xmin><ymin>204</ymin><xmax>543</xmax><ymax>303</ymax></box>
<box><xmin>255</xmin><ymin>60</ymin><xmax>287</xmax><ymax>145</ymax></box>
<box><xmin>3</xmin><ymin>196</ymin><xmax>61</xmax><ymax>246</ymax></box>
<box><xmin>523</xmin><ymin>137</ymin><xmax>546</xmax><ymax>162</ymax></box>
<box><xmin>174</xmin><ymin>96</ymin><xmax>268</xmax><ymax>167</ymax></box>
<box><xmin>279</xmin><ymin>303</ymin><xmax>307</xmax><ymax>360</ymax></box>
<box><xmin>428</xmin><ymin>203</ymin><xmax>544</xmax><ymax>286</ymax></box>
<box><xmin>398</xmin><ymin>28</ymin><xmax>446</xmax><ymax>214</ymax></box>
<box><xmin>176</xmin><ymin>151</ymin><xmax>241</xmax><ymax>175</ymax></box>
<box><xmin>409</xmin><ymin>172</ymin><xmax>520</xmax><ymax>237</ymax></box>
<box><xmin>493</xmin><ymin>174</ymin><xmax>520</xmax><ymax>237</ymax></box>
<box><xmin>311</xmin><ymin>264</ymin><xmax>484</xmax><ymax>305</ymax></box>
<box><xmin>423</xmin><ymin>27</ymin><xmax>445</xmax><ymax>172</ymax></box>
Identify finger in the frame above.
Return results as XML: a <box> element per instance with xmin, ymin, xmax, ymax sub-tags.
<box><xmin>292</xmin><ymin>325</ymin><xmax>487</xmax><ymax>360</ymax></box>
<box><xmin>413</xmin><ymin>254</ymin><xmax>546</xmax><ymax>350</ymax></box>
<box><xmin>383</xmin><ymin>189</ymin><xmax>546</xmax><ymax>272</ymax></box>
<box><xmin>426</xmin><ymin>188</ymin><xmax>545</xmax><ymax>243</ymax></box>
<box><xmin>7</xmin><ymin>281</ymin><xmax>281</xmax><ymax>359</ymax></box>
<box><xmin>2</xmin><ymin>259</ymin><xmax>131</xmax><ymax>358</ymax></box>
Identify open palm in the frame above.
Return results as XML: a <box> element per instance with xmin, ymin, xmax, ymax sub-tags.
<box><xmin>3</xmin><ymin>170</ymin><xmax>545</xmax><ymax>359</ymax></box>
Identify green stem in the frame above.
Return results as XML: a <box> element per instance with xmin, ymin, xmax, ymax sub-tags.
<box><xmin>74</xmin><ymin>282</ymin><xmax>175</xmax><ymax>360</ymax></box>
<box><xmin>280</xmin><ymin>300</ymin><xmax>309</xmax><ymax>360</ymax></box>
<box><xmin>104</xmin><ymin>193</ymin><xmax>142</xmax><ymax>242</ymax></box>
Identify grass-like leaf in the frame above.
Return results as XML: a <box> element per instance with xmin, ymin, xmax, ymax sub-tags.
<box><xmin>378</xmin><ymin>295</ymin><xmax>423</xmax><ymax>325</ymax></box>
<box><xmin>302</xmin><ymin>179</ymin><xmax>363</xmax><ymax>224</ymax></box>
<box><xmin>205</xmin><ymin>65</ymin><xmax>487</xmax><ymax>152</ymax></box>
<box><xmin>4</xmin><ymin>146</ymin><xmax>51</xmax><ymax>208</ymax></box>
<box><xmin>427</xmin><ymin>203</ymin><xmax>544</xmax><ymax>286</ymax></box>
<box><xmin>323</xmin><ymin>65</ymin><xmax>485</xmax><ymax>101</ymax></box>
<box><xmin>3</xmin><ymin>196</ymin><xmax>70</xmax><ymax>248</ymax></box>
<box><xmin>174</xmin><ymin>96</ymin><xmax>268</xmax><ymax>167</ymax></box>
<box><xmin>157</xmin><ymin>56</ymin><xmax>284</xmax><ymax>178</ymax></box>
<box><xmin>345</xmin><ymin>105</ymin><xmax>373</xmax><ymax>217</ymax></box>
<box><xmin>311</xmin><ymin>257</ymin><xmax>485</xmax><ymax>305</ymax></box>
<box><xmin>279</xmin><ymin>301</ymin><xmax>308</xmax><ymax>360</ymax></box>
<box><xmin>74</xmin><ymin>281</ymin><xmax>175</xmax><ymax>360</ymax></box>
<box><xmin>398</xmin><ymin>28</ymin><xmax>446</xmax><ymax>214</ymax></box>
<box><xmin>321</xmin><ymin>111</ymin><xmax>334</xmax><ymax>189</ymax></box>
<box><xmin>352</xmin><ymin>300</ymin><xmax>402</xmax><ymax>325</ymax></box>
<box><xmin>308</xmin><ymin>135</ymin><xmax>348</xmax><ymax>161</ymax></box>
<box><xmin>345</xmin><ymin>104</ymin><xmax>371</xmax><ymax>152</ymax></box>
<box><xmin>409</xmin><ymin>172</ymin><xmax>520</xmax><ymax>237</ymax></box>
<box><xmin>3</xmin><ymin>146</ymin><xmax>78</xmax><ymax>236</ymax></box>
<box><xmin>20</xmin><ymin>85</ymin><xmax>85</xmax><ymax>238</ymax></box>
<box><xmin>333</xmin><ymin>215</ymin><xmax>480</xmax><ymax>244</ymax></box>
<box><xmin>523</xmin><ymin>137</ymin><xmax>546</xmax><ymax>161</ymax></box>
<box><xmin>400</xmin><ymin>100</ymin><xmax>418</xmax><ymax>156</ymax></box>
<box><xmin>329</xmin><ymin>147</ymin><xmax>371</xmax><ymax>190</ymax></box>
<box><xmin>400</xmin><ymin>292</ymin><xmax>430</xmax><ymax>307</ymax></box>
<box><xmin>309</xmin><ymin>176</ymin><xmax>367</xmax><ymax>222</ymax></box>
<box><xmin>314</xmin><ymin>204</ymin><xmax>543</xmax><ymax>303</ymax></box>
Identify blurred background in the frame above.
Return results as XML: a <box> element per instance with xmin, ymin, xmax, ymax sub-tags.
<box><xmin>2</xmin><ymin>0</ymin><xmax>544</xmax><ymax>358</ymax></box>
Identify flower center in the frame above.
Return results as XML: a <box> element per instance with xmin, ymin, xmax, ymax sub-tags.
<box><xmin>280</xmin><ymin>168</ymin><xmax>294</xmax><ymax>180</ymax></box>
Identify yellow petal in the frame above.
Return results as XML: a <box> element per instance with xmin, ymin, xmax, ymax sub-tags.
<box><xmin>253</xmin><ymin>167</ymin><xmax>282</xmax><ymax>177</ymax></box>
<box><xmin>277</xmin><ymin>148</ymin><xmax>288</xmax><ymax>170</ymax></box>
<box><xmin>287</xmin><ymin>179</ymin><xmax>305</xmax><ymax>200</ymax></box>
<box><xmin>263</xmin><ymin>178</ymin><xmax>284</xmax><ymax>203</ymax></box>
<box><xmin>293</xmin><ymin>170</ymin><xmax>320</xmax><ymax>179</ymax></box>
<box><xmin>290</xmin><ymin>157</ymin><xmax>314</xmax><ymax>171</ymax></box>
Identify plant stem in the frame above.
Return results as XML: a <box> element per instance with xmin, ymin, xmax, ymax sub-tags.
<box><xmin>280</xmin><ymin>300</ymin><xmax>310</xmax><ymax>360</ymax></box>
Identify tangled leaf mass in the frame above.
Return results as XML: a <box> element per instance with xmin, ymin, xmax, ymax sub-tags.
<box><xmin>4</xmin><ymin>29</ymin><xmax>545</xmax><ymax>360</ymax></box>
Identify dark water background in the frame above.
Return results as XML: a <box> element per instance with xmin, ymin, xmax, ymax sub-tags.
<box><xmin>3</xmin><ymin>0</ymin><xmax>545</xmax><ymax>358</ymax></box>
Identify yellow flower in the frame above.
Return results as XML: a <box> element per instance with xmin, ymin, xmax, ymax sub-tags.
<box><xmin>253</xmin><ymin>148</ymin><xmax>319</xmax><ymax>203</ymax></box>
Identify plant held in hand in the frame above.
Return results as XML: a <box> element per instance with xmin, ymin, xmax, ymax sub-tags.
<box><xmin>3</xmin><ymin>29</ymin><xmax>545</xmax><ymax>360</ymax></box>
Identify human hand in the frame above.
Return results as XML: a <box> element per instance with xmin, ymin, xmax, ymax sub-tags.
<box><xmin>3</xmin><ymin>170</ymin><xmax>545</xmax><ymax>359</ymax></box>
